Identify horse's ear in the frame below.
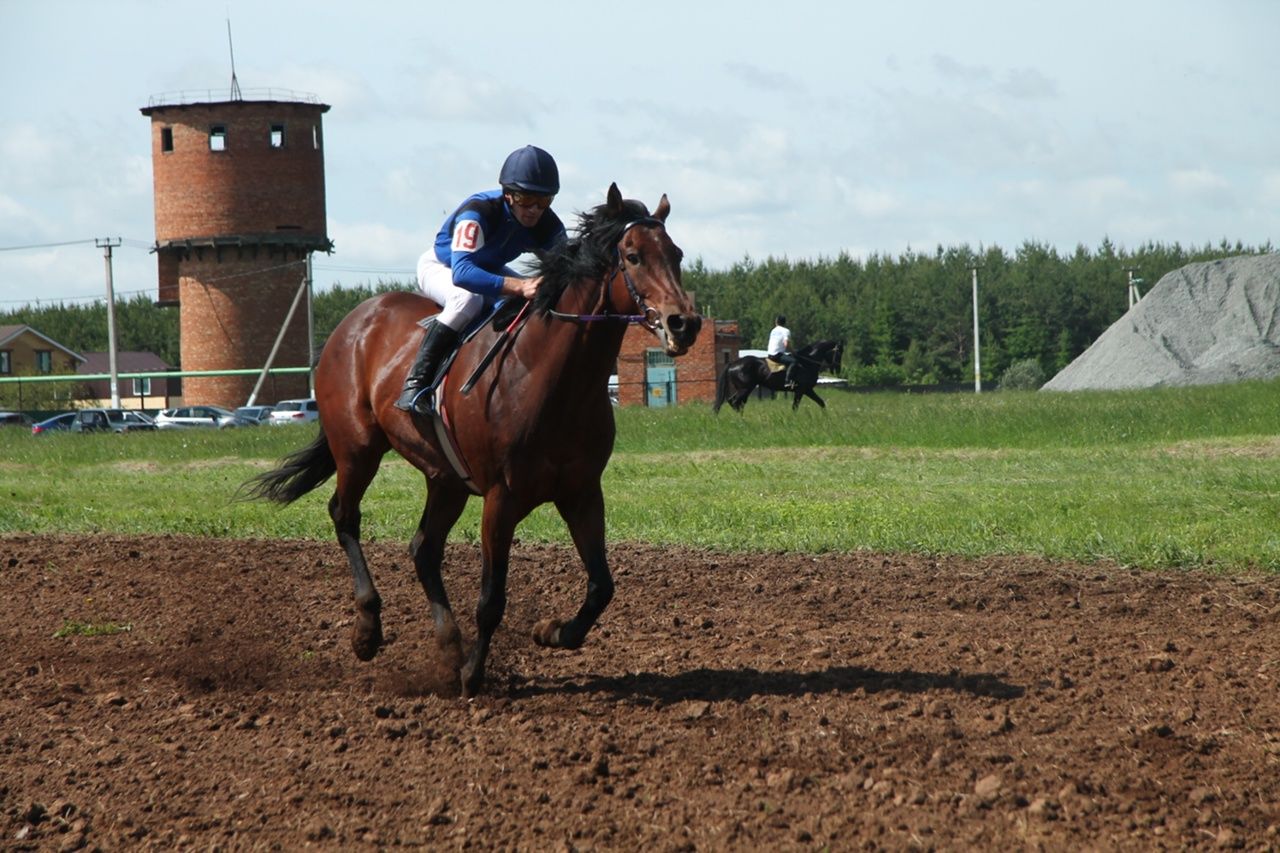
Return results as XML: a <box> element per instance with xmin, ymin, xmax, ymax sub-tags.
<box><xmin>606</xmin><ymin>182</ymin><xmax>624</xmax><ymax>215</ymax></box>
<box><xmin>654</xmin><ymin>193</ymin><xmax>670</xmax><ymax>222</ymax></box>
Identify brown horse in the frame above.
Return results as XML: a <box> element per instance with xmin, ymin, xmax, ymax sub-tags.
<box><xmin>244</xmin><ymin>184</ymin><xmax>701</xmax><ymax>697</ymax></box>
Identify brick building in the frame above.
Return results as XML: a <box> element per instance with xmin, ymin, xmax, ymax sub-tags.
<box><xmin>616</xmin><ymin>315</ymin><xmax>741</xmax><ymax>407</ymax></box>
<box><xmin>140</xmin><ymin>92</ymin><xmax>331</xmax><ymax>408</ymax></box>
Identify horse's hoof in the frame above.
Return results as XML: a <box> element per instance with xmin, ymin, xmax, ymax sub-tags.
<box><xmin>351</xmin><ymin>615</ymin><xmax>383</xmax><ymax>661</ymax></box>
<box><xmin>460</xmin><ymin>664</ymin><xmax>484</xmax><ymax>698</ymax></box>
<box><xmin>532</xmin><ymin>618</ymin><xmax>562</xmax><ymax>647</ymax></box>
<box><xmin>437</xmin><ymin>641</ymin><xmax>465</xmax><ymax>674</ymax></box>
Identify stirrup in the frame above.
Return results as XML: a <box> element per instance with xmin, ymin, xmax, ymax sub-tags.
<box><xmin>395</xmin><ymin>382</ymin><xmax>433</xmax><ymax>414</ymax></box>
<box><xmin>407</xmin><ymin>386</ymin><xmax>437</xmax><ymax>417</ymax></box>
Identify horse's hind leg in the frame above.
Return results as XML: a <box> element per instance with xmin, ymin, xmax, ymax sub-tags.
<box><xmin>329</xmin><ymin>446</ymin><xmax>387</xmax><ymax>661</ymax></box>
<box><xmin>409</xmin><ymin>479</ymin><xmax>470</xmax><ymax>675</ymax></box>
<box><xmin>533</xmin><ymin>482</ymin><xmax>614</xmax><ymax>651</ymax></box>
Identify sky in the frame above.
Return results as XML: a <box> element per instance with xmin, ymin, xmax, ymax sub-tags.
<box><xmin>1</xmin><ymin>0</ymin><xmax>1277</xmax><ymax>310</ymax></box>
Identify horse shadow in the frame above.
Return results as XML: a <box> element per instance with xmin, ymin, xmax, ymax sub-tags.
<box><xmin>507</xmin><ymin>664</ymin><xmax>1023</xmax><ymax>704</ymax></box>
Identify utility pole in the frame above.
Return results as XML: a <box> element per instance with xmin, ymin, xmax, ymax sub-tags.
<box><xmin>970</xmin><ymin>265</ymin><xmax>982</xmax><ymax>393</ymax></box>
<box><xmin>96</xmin><ymin>237</ymin><xmax>122</xmax><ymax>408</ymax></box>
<box><xmin>1125</xmin><ymin>268</ymin><xmax>1144</xmax><ymax>311</ymax></box>
<box><xmin>306</xmin><ymin>254</ymin><xmax>316</xmax><ymax>398</ymax></box>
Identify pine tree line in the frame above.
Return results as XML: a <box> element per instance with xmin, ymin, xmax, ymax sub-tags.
<box><xmin>685</xmin><ymin>239</ymin><xmax>1271</xmax><ymax>386</ymax></box>
<box><xmin>2</xmin><ymin>241</ymin><xmax>1269</xmax><ymax>387</ymax></box>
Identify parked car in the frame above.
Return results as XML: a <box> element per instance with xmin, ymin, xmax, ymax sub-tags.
<box><xmin>70</xmin><ymin>408</ymin><xmax>158</xmax><ymax>433</ymax></box>
<box><xmin>234</xmin><ymin>405</ymin><xmax>275</xmax><ymax>424</ymax></box>
<box><xmin>0</xmin><ymin>411</ymin><xmax>35</xmax><ymax>428</ymax></box>
<box><xmin>31</xmin><ymin>412</ymin><xmax>77</xmax><ymax>435</ymax></box>
<box><xmin>154</xmin><ymin>405</ymin><xmax>252</xmax><ymax>429</ymax></box>
<box><xmin>269</xmin><ymin>398</ymin><xmax>319</xmax><ymax>425</ymax></box>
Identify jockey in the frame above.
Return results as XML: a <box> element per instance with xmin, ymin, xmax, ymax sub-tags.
<box><xmin>396</xmin><ymin>145</ymin><xmax>568</xmax><ymax>415</ymax></box>
<box><xmin>767</xmin><ymin>314</ymin><xmax>797</xmax><ymax>389</ymax></box>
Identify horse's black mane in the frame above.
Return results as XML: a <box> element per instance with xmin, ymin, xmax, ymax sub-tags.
<box><xmin>527</xmin><ymin>197</ymin><xmax>654</xmax><ymax>316</ymax></box>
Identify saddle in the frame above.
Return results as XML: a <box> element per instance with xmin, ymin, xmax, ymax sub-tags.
<box><xmin>413</xmin><ymin>298</ymin><xmax>522</xmax><ymax>497</ymax></box>
<box><xmin>765</xmin><ymin>356</ymin><xmax>787</xmax><ymax>375</ymax></box>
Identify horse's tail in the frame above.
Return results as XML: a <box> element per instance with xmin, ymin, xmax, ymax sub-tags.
<box><xmin>713</xmin><ymin>366</ymin><xmax>730</xmax><ymax>413</ymax></box>
<box><xmin>238</xmin><ymin>427</ymin><xmax>336</xmax><ymax>505</ymax></box>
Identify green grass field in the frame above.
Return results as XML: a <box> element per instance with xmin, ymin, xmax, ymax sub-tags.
<box><xmin>2</xmin><ymin>380</ymin><xmax>1277</xmax><ymax>572</ymax></box>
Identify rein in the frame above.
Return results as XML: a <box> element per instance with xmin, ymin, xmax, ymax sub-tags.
<box><xmin>546</xmin><ymin>217</ymin><xmax>664</xmax><ymax>332</ymax></box>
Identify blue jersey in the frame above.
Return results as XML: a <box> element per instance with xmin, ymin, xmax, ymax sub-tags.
<box><xmin>432</xmin><ymin>189</ymin><xmax>566</xmax><ymax>297</ymax></box>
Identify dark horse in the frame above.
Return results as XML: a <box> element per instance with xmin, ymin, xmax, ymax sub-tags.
<box><xmin>244</xmin><ymin>184</ymin><xmax>701</xmax><ymax>697</ymax></box>
<box><xmin>713</xmin><ymin>340</ymin><xmax>843</xmax><ymax>413</ymax></box>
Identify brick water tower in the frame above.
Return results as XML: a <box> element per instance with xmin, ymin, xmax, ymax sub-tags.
<box><xmin>140</xmin><ymin>89</ymin><xmax>332</xmax><ymax>407</ymax></box>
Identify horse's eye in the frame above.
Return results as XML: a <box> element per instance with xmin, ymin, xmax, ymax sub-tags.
<box><xmin>626</xmin><ymin>253</ymin><xmax>640</xmax><ymax>265</ymax></box>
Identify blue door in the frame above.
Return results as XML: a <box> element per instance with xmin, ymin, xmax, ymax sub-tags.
<box><xmin>645</xmin><ymin>349</ymin><xmax>677</xmax><ymax>407</ymax></box>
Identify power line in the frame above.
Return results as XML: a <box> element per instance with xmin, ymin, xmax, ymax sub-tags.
<box><xmin>314</xmin><ymin>263</ymin><xmax>414</xmax><ymax>275</ymax></box>
<box><xmin>0</xmin><ymin>286</ymin><xmax>155</xmax><ymax>307</ymax></box>
<box><xmin>0</xmin><ymin>238</ymin><xmax>100</xmax><ymax>252</ymax></box>
<box><xmin>0</xmin><ymin>237</ymin><xmax>159</xmax><ymax>253</ymax></box>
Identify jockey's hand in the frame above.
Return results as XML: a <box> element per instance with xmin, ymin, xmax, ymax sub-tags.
<box><xmin>502</xmin><ymin>276</ymin><xmax>541</xmax><ymax>300</ymax></box>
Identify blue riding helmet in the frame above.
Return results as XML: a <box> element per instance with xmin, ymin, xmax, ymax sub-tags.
<box><xmin>499</xmin><ymin>145</ymin><xmax>560</xmax><ymax>195</ymax></box>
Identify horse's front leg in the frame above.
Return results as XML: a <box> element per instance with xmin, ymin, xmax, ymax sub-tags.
<box><xmin>533</xmin><ymin>482</ymin><xmax>613</xmax><ymax>651</ymax></box>
<box><xmin>805</xmin><ymin>389</ymin><xmax>826</xmax><ymax>409</ymax></box>
<box><xmin>460</xmin><ymin>489</ymin><xmax>525</xmax><ymax>698</ymax></box>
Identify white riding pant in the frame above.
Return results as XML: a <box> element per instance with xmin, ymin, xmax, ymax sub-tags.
<box><xmin>416</xmin><ymin>251</ymin><xmax>516</xmax><ymax>332</ymax></box>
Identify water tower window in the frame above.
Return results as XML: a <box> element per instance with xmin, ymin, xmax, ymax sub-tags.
<box><xmin>160</xmin><ymin>127</ymin><xmax>174</xmax><ymax>152</ymax></box>
<box><xmin>209</xmin><ymin>125</ymin><xmax>227</xmax><ymax>152</ymax></box>
<box><xmin>270</xmin><ymin>123</ymin><xmax>285</xmax><ymax>148</ymax></box>
<box><xmin>311</xmin><ymin>124</ymin><xmax>322</xmax><ymax>150</ymax></box>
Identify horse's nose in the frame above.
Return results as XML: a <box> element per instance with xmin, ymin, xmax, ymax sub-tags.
<box><xmin>666</xmin><ymin>313</ymin><xmax>702</xmax><ymax>348</ymax></box>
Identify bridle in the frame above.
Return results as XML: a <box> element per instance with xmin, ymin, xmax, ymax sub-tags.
<box><xmin>547</xmin><ymin>217</ymin><xmax>667</xmax><ymax>333</ymax></box>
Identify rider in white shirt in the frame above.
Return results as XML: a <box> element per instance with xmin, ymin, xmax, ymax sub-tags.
<box><xmin>767</xmin><ymin>314</ymin><xmax>797</xmax><ymax>388</ymax></box>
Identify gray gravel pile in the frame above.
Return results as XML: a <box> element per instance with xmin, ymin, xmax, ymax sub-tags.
<box><xmin>1042</xmin><ymin>253</ymin><xmax>1280</xmax><ymax>391</ymax></box>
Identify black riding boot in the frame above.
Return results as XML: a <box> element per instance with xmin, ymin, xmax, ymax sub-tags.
<box><xmin>394</xmin><ymin>322</ymin><xmax>459</xmax><ymax>415</ymax></box>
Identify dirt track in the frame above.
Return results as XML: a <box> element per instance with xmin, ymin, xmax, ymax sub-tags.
<box><xmin>3</xmin><ymin>534</ymin><xmax>1279</xmax><ymax>850</ymax></box>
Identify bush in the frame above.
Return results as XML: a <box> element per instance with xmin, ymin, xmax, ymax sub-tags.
<box><xmin>999</xmin><ymin>358</ymin><xmax>1046</xmax><ymax>391</ymax></box>
<box><xmin>845</xmin><ymin>363</ymin><xmax>905</xmax><ymax>388</ymax></box>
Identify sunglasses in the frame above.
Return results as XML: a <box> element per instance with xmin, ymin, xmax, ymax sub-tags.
<box><xmin>507</xmin><ymin>191</ymin><xmax>555</xmax><ymax>211</ymax></box>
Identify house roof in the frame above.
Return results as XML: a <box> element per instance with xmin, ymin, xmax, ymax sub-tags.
<box><xmin>0</xmin><ymin>324</ymin><xmax>85</xmax><ymax>362</ymax></box>
<box><xmin>77</xmin><ymin>351</ymin><xmax>173</xmax><ymax>374</ymax></box>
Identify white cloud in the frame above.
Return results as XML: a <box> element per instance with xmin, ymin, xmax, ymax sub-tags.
<box><xmin>326</xmin><ymin>219</ymin><xmax>421</xmax><ymax>275</ymax></box>
<box><xmin>839</xmin><ymin>183</ymin><xmax>901</xmax><ymax>218</ymax></box>
<box><xmin>1067</xmin><ymin>176</ymin><xmax>1140</xmax><ymax>209</ymax></box>
<box><xmin>0</xmin><ymin>122</ymin><xmax>65</xmax><ymax>191</ymax></box>
<box><xmin>414</xmin><ymin>69</ymin><xmax>543</xmax><ymax>125</ymax></box>
<box><xmin>1167</xmin><ymin>168</ymin><xmax>1234</xmax><ymax>210</ymax></box>
<box><xmin>268</xmin><ymin>63</ymin><xmax>383</xmax><ymax>119</ymax></box>
<box><xmin>1261</xmin><ymin>173</ymin><xmax>1280</xmax><ymax>205</ymax></box>
<box><xmin>999</xmin><ymin>67</ymin><xmax>1059</xmax><ymax>100</ymax></box>
<box><xmin>724</xmin><ymin>62</ymin><xmax>804</xmax><ymax>95</ymax></box>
